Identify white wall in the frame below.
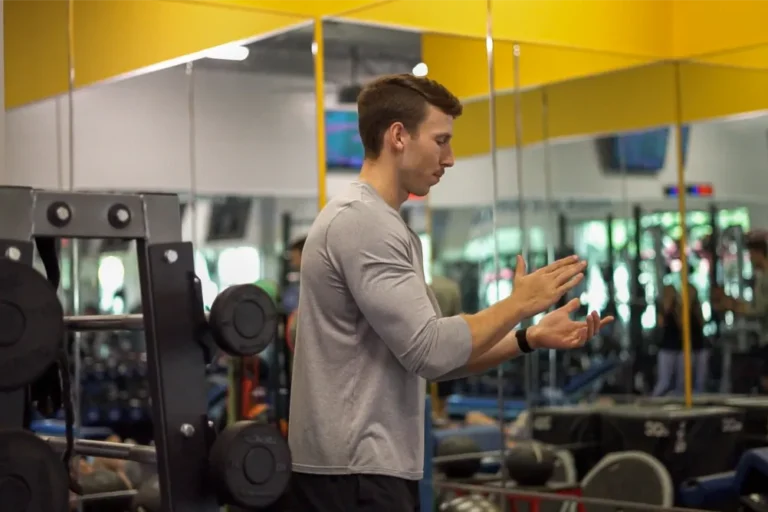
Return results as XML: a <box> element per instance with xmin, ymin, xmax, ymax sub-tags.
<box><xmin>6</xmin><ymin>66</ymin><xmax>330</xmax><ymax>195</ymax></box>
<box><xmin>6</xmin><ymin>64</ymin><xmax>768</xmax><ymax>210</ymax></box>
<box><xmin>432</xmin><ymin>118</ymin><xmax>768</xmax><ymax>208</ymax></box>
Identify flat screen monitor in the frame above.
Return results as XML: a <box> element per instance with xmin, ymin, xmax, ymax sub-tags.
<box><xmin>326</xmin><ymin>110</ymin><xmax>364</xmax><ymax>170</ymax></box>
<box><xmin>596</xmin><ymin>126</ymin><xmax>690</xmax><ymax>174</ymax></box>
<box><xmin>206</xmin><ymin>197</ymin><xmax>252</xmax><ymax>242</ymax></box>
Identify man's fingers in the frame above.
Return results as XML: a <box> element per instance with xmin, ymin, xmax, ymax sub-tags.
<box><xmin>556</xmin><ymin>273</ymin><xmax>584</xmax><ymax>295</ymax></box>
<box><xmin>542</xmin><ymin>255</ymin><xmax>580</xmax><ymax>273</ymax></box>
<box><xmin>553</xmin><ymin>261</ymin><xmax>587</xmax><ymax>285</ymax></box>
<box><xmin>599</xmin><ymin>316</ymin><xmax>615</xmax><ymax>327</ymax></box>
<box><xmin>587</xmin><ymin>311</ymin><xmax>598</xmax><ymax>339</ymax></box>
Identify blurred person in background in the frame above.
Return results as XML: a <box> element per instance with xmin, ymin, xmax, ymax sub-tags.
<box><xmin>713</xmin><ymin>236</ymin><xmax>768</xmax><ymax>392</ymax></box>
<box><xmin>429</xmin><ymin>273</ymin><xmax>463</xmax><ymax>420</ymax></box>
<box><xmin>653</xmin><ymin>282</ymin><xmax>706</xmax><ymax>395</ymax></box>
<box><xmin>282</xmin><ymin>236</ymin><xmax>306</xmax><ymax>315</ymax></box>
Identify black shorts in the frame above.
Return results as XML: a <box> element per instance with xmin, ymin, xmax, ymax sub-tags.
<box><xmin>276</xmin><ymin>472</ymin><xmax>420</xmax><ymax>512</ymax></box>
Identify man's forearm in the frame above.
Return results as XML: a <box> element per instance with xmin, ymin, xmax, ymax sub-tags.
<box><xmin>461</xmin><ymin>296</ymin><xmax>528</xmax><ymax>360</ymax></box>
<box><xmin>434</xmin><ymin>330</ymin><xmax>522</xmax><ymax>381</ymax></box>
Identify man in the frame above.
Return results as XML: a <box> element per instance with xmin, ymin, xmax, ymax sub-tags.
<box><xmin>713</xmin><ymin>236</ymin><xmax>768</xmax><ymax>391</ymax></box>
<box><xmin>286</xmin><ymin>74</ymin><xmax>613</xmax><ymax>511</ymax></box>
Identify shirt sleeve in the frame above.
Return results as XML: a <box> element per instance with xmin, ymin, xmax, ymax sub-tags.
<box><xmin>326</xmin><ymin>202</ymin><xmax>472</xmax><ymax>380</ymax></box>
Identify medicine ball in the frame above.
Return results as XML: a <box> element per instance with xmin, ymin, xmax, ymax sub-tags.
<box><xmin>436</xmin><ymin>436</ymin><xmax>483</xmax><ymax>479</ymax></box>
<box><xmin>504</xmin><ymin>441</ymin><xmax>557</xmax><ymax>486</ymax></box>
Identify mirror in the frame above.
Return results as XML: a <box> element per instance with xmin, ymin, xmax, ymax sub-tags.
<box><xmin>3</xmin><ymin>0</ymin><xmax>318</xmax><ymax>449</ymax></box>
<box><xmin>679</xmin><ymin>46</ymin><xmax>768</xmax><ymax>396</ymax></box>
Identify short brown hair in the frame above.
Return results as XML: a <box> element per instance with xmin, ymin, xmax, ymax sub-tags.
<box><xmin>357</xmin><ymin>74</ymin><xmax>462</xmax><ymax>158</ymax></box>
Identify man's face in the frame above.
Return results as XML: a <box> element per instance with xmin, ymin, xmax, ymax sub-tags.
<box><xmin>392</xmin><ymin>105</ymin><xmax>455</xmax><ymax>198</ymax></box>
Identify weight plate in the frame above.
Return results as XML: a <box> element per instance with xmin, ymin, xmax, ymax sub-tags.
<box><xmin>209</xmin><ymin>285</ymin><xmax>278</xmax><ymax>356</ymax></box>
<box><xmin>208</xmin><ymin>421</ymin><xmax>291</xmax><ymax>509</ymax></box>
<box><xmin>0</xmin><ymin>429</ymin><xmax>69</xmax><ymax>512</ymax></box>
<box><xmin>0</xmin><ymin>259</ymin><xmax>64</xmax><ymax>390</ymax></box>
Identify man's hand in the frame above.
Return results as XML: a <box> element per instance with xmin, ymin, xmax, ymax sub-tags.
<box><xmin>512</xmin><ymin>255</ymin><xmax>587</xmax><ymax>317</ymax></box>
<box><xmin>528</xmin><ymin>298</ymin><xmax>615</xmax><ymax>349</ymax></box>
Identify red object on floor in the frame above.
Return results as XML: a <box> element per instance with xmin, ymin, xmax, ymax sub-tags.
<box><xmin>454</xmin><ymin>484</ymin><xmax>586</xmax><ymax>512</ymax></box>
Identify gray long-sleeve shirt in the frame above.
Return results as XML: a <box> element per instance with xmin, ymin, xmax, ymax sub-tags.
<box><xmin>288</xmin><ymin>182</ymin><xmax>472</xmax><ymax>480</ymax></box>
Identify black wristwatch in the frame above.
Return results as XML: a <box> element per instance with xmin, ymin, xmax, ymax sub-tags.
<box><xmin>516</xmin><ymin>328</ymin><xmax>535</xmax><ymax>354</ymax></box>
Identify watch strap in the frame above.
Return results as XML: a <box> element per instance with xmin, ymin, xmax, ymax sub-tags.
<box><xmin>516</xmin><ymin>328</ymin><xmax>534</xmax><ymax>354</ymax></box>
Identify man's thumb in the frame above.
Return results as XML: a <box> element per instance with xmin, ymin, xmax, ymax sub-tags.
<box><xmin>564</xmin><ymin>298</ymin><xmax>581</xmax><ymax>313</ymax></box>
<box><xmin>515</xmin><ymin>255</ymin><xmax>527</xmax><ymax>279</ymax></box>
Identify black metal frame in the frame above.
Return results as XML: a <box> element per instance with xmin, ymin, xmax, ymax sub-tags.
<box><xmin>0</xmin><ymin>186</ymin><xmax>219</xmax><ymax>512</ymax></box>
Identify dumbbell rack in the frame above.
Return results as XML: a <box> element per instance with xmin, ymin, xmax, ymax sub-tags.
<box><xmin>0</xmin><ymin>186</ymin><xmax>220</xmax><ymax>512</ymax></box>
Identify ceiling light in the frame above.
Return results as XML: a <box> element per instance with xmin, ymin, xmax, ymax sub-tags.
<box><xmin>412</xmin><ymin>62</ymin><xmax>428</xmax><ymax>77</ymax></box>
<box><xmin>204</xmin><ymin>45</ymin><xmax>250</xmax><ymax>62</ymax></box>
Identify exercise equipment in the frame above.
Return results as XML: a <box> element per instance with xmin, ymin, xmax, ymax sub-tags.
<box><xmin>439</xmin><ymin>495</ymin><xmax>501</xmax><ymax>512</ymax></box>
<box><xmin>436</xmin><ymin>436</ymin><xmax>484</xmax><ymax>478</ymax></box>
<box><xmin>208</xmin><ymin>284</ymin><xmax>278</xmax><ymax>357</ymax></box>
<box><xmin>207</xmin><ymin>421</ymin><xmax>292</xmax><ymax>509</ymax></box>
<box><xmin>678</xmin><ymin>446</ymin><xmax>768</xmax><ymax>509</ymax></box>
<box><xmin>79</xmin><ymin>469</ymin><xmax>132</xmax><ymax>495</ymax></box>
<box><xmin>445</xmin><ymin>359</ymin><xmax>622</xmax><ymax>419</ymax></box>
<box><xmin>723</xmin><ymin>396</ymin><xmax>768</xmax><ymax>449</ymax></box>
<box><xmin>504</xmin><ymin>441</ymin><xmax>557</xmax><ymax>486</ymax></box>
<box><xmin>600</xmin><ymin>404</ymin><xmax>744</xmax><ymax>485</ymax></box>
<box><xmin>133</xmin><ymin>474</ymin><xmax>161</xmax><ymax>512</ymax></box>
<box><xmin>0</xmin><ymin>260</ymin><xmax>64</xmax><ymax>391</ymax></box>
<box><xmin>531</xmin><ymin>405</ymin><xmax>603</xmax><ymax>479</ymax></box>
<box><xmin>65</xmin><ymin>283</ymin><xmax>276</xmax><ymax>358</ymax></box>
<box><xmin>0</xmin><ymin>187</ymin><xmax>289</xmax><ymax>512</ymax></box>
<box><xmin>581</xmin><ymin>451</ymin><xmax>674</xmax><ymax>512</ymax></box>
<box><xmin>0</xmin><ymin>429</ymin><xmax>69</xmax><ymax>512</ymax></box>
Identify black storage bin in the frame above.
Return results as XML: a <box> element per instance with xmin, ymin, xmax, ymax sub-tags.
<box><xmin>600</xmin><ymin>405</ymin><xmax>744</xmax><ymax>485</ymax></box>
<box><xmin>531</xmin><ymin>405</ymin><xmax>603</xmax><ymax>479</ymax></box>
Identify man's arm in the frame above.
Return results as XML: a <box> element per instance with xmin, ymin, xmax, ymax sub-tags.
<box><xmin>328</xmin><ymin>203</ymin><xmax>528</xmax><ymax>380</ymax></box>
<box><xmin>434</xmin><ymin>330</ymin><xmax>522</xmax><ymax>381</ymax></box>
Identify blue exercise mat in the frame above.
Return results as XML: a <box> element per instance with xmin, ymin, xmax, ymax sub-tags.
<box><xmin>31</xmin><ymin>419</ymin><xmax>114</xmax><ymax>439</ymax></box>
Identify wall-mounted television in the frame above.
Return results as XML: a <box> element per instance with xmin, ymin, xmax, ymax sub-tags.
<box><xmin>206</xmin><ymin>197</ymin><xmax>252</xmax><ymax>242</ymax></box>
<box><xmin>326</xmin><ymin>109</ymin><xmax>364</xmax><ymax>170</ymax></box>
<box><xmin>596</xmin><ymin>126</ymin><xmax>690</xmax><ymax>174</ymax></box>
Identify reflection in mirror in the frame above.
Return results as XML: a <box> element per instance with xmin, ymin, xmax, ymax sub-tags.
<box><xmin>420</xmin><ymin>34</ymin><xmax>497</xmax><ymax>426</ymax></box>
<box><xmin>320</xmin><ymin>20</ymin><xmax>429</xmax><ymax>252</ymax></box>
<box><xmin>679</xmin><ymin>46</ymin><xmax>768</xmax><ymax>396</ymax></box>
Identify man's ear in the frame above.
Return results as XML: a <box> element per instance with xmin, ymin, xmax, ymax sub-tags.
<box><xmin>389</xmin><ymin>122</ymin><xmax>407</xmax><ymax>152</ymax></box>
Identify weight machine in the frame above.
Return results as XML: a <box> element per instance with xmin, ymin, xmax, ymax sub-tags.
<box><xmin>0</xmin><ymin>187</ymin><xmax>290</xmax><ymax>512</ymax></box>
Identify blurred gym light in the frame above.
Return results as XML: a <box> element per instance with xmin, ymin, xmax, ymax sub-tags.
<box><xmin>204</xmin><ymin>44</ymin><xmax>250</xmax><ymax>61</ymax></box>
<box><xmin>412</xmin><ymin>62</ymin><xmax>428</xmax><ymax>77</ymax></box>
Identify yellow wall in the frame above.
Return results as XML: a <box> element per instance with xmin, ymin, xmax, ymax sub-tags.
<box><xmin>451</xmin><ymin>60</ymin><xmax>768</xmax><ymax>158</ymax></box>
<box><xmin>5</xmin><ymin>0</ymin><xmax>309</xmax><ymax>109</ymax></box>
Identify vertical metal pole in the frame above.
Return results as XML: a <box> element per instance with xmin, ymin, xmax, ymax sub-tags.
<box><xmin>65</xmin><ymin>4</ymin><xmax>82</xmax><ymax>511</ymax></box>
<box><xmin>673</xmin><ymin>63</ymin><xmax>693</xmax><ymax>408</ymax></box>
<box><xmin>313</xmin><ymin>19</ymin><xmax>327</xmax><ymax>211</ymax></box>
<box><xmin>512</xmin><ymin>45</ymin><xmax>532</xmax><ymax>435</ymax></box>
<box><xmin>484</xmin><ymin>1</ymin><xmax>506</xmax><ymax>504</ymax></box>
<box><xmin>541</xmin><ymin>89</ymin><xmax>557</xmax><ymax>391</ymax></box>
<box><xmin>186</xmin><ymin>62</ymin><xmax>199</xmax><ymax>248</ymax></box>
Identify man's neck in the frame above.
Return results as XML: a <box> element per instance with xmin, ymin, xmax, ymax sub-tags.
<box><xmin>358</xmin><ymin>159</ymin><xmax>407</xmax><ymax>210</ymax></box>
